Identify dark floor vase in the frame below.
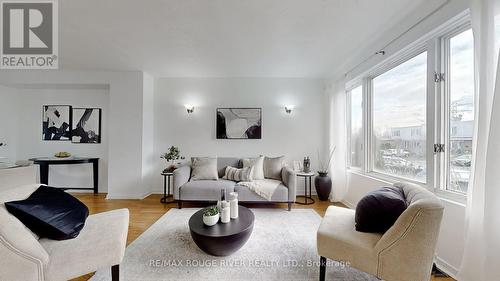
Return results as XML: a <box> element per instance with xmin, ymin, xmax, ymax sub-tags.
<box><xmin>315</xmin><ymin>172</ymin><xmax>332</xmax><ymax>201</ymax></box>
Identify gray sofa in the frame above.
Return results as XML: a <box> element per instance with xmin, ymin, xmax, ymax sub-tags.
<box><xmin>173</xmin><ymin>157</ymin><xmax>297</xmax><ymax>210</ymax></box>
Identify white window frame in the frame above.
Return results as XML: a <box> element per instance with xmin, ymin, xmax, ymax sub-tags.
<box><xmin>367</xmin><ymin>48</ymin><xmax>430</xmax><ymax>186</ymax></box>
<box><xmin>344</xmin><ymin>11</ymin><xmax>472</xmax><ymax>202</ymax></box>
<box><xmin>439</xmin><ymin>22</ymin><xmax>473</xmax><ymax>197</ymax></box>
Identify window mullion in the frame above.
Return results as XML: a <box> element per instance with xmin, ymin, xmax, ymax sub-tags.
<box><xmin>363</xmin><ymin>77</ymin><xmax>372</xmax><ymax>173</ymax></box>
<box><xmin>440</xmin><ymin>35</ymin><xmax>450</xmax><ymax>192</ymax></box>
<box><xmin>427</xmin><ymin>38</ymin><xmax>440</xmax><ymax>191</ymax></box>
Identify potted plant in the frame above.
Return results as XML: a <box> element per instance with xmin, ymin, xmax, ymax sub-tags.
<box><xmin>315</xmin><ymin>146</ymin><xmax>336</xmax><ymax>201</ymax></box>
<box><xmin>202</xmin><ymin>206</ymin><xmax>220</xmax><ymax>226</ymax></box>
<box><xmin>161</xmin><ymin>146</ymin><xmax>185</xmax><ymax>173</ymax></box>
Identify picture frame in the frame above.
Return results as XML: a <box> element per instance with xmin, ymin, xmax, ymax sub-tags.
<box><xmin>42</xmin><ymin>105</ymin><xmax>72</xmax><ymax>141</ymax></box>
<box><xmin>216</xmin><ymin>108</ymin><xmax>262</xmax><ymax>139</ymax></box>
<box><xmin>293</xmin><ymin>160</ymin><xmax>303</xmax><ymax>172</ymax></box>
<box><xmin>71</xmin><ymin>108</ymin><xmax>102</xmax><ymax>143</ymax></box>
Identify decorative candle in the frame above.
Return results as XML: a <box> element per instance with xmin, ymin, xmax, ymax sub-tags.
<box><xmin>229</xmin><ymin>192</ymin><xmax>238</xmax><ymax>219</ymax></box>
<box><xmin>221</xmin><ymin>201</ymin><xmax>230</xmax><ymax>223</ymax></box>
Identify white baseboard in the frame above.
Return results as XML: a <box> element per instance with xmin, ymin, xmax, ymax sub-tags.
<box><xmin>435</xmin><ymin>256</ymin><xmax>459</xmax><ymax>280</ymax></box>
<box><xmin>341</xmin><ymin>200</ymin><xmax>355</xmax><ymax>209</ymax></box>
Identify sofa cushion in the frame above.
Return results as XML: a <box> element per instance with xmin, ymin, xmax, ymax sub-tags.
<box><xmin>263</xmin><ymin>156</ymin><xmax>284</xmax><ymax>180</ymax></box>
<box><xmin>242</xmin><ymin>156</ymin><xmax>264</xmax><ymax>180</ymax></box>
<box><xmin>355</xmin><ymin>186</ymin><xmax>407</xmax><ymax>233</ymax></box>
<box><xmin>5</xmin><ymin>185</ymin><xmax>89</xmax><ymax>240</ymax></box>
<box><xmin>223</xmin><ymin>166</ymin><xmax>253</xmax><ymax>182</ymax></box>
<box><xmin>191</xmin><ymin>157</ymin><xmax>219</xmax><ymax>180</ymax></box>
<box><xmin>180</xmin><ymin>179</ymin><xmax>236</xmax><ymax>201</ymax></box>
<box><xmin>235</xmin><ymin>182</ymin><xmax>288</xmax><ymax>202</ymax></box>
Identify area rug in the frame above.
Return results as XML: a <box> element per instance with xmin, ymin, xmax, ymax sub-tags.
<box><xmin>90</xmin><ymin>208</ymin><xmax>377</xmax><ymax>281</ymax></box>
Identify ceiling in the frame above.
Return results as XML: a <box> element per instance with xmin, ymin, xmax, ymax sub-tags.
<box><xmin>59</xmin><ymin>0</ymin><xmax>432</xmax><ymax>77</ymax></box>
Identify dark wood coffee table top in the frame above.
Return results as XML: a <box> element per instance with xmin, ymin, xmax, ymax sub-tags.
<box><xmin>189</xmin><ymin>206</ymin><xmax>254</xmax><ymax>238</ymax></box>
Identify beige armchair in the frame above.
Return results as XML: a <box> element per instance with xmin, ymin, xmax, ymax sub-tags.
<box><xmin>317</xmin><ymin>182</ymin><xmax>444</xmax><ymax>281</ymax></box>
<box><xmin>0</xmin><ymin>166</ymin><xmax>129</xmax><ymax>281</ymax></box>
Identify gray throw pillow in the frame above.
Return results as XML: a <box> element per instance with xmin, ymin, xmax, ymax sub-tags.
<box><xmin>263</xmin><ymin>156</ymin><xmax>284</xmax><ymax>180</ymax></box>
<box><xmin>223</xmin><ymin>166</ymin><xmax>253</xmax><ymax>182</ymax></box>
<box><xmin>191</xmin><ymin>157</ymin><xmax>219</xmax><ymax>180</ymax></box>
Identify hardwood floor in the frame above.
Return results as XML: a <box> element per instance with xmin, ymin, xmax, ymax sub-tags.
<box><xmin>71</xmin><ymin>193</ymin><xmax>454</xmax><ymax>281</ymax></box>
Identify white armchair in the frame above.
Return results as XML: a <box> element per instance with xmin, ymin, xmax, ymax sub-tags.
<box><xmin>317</xmin><ymin>182</ymin><xmax>444</xmax><ymax>281</ymax></box>
<box><xmin>0</xmin><ymin>166</ymin><xmax>129</xmax><ymax>281</ymax></box>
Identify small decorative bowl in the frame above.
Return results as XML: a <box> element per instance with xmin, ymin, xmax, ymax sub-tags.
<box><xmin>54</xmin><ymin>152</ymin><xmax>71</xmax><ymax>158</ymax></box>
<box><xmin>202</xmin><ymin>213</ymin><xmax>220</xmax><ymax>226</ymax></box>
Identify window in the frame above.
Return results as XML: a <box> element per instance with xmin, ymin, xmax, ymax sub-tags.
<box><xmin>345</xmin><ymin>15</ymin><xmax>475</xmax><ymax>198</ymax></box>
<box><xmin>446</xmin><ymin>29</ymin><xmax>474</xmax><ymax>193</ymax></box>
<box><xmin>348</xmin><ymin>85</ymin><xmax>363</xmax><ymax>168</ymax></box>
<box><xmin>372</xmin><ymin>52</ymin><xmax>427</xmax><ymax>182</ymax></box>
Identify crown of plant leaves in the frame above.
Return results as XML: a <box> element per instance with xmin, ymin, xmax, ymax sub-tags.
<box><xmin>203</xmin><ymin>206</ymin><xmax>219</xmax><ymax>216</ymax></box>
<box><xmin>161</xmin><ymin>146</ymin><xmax>185</xmax><ymax>162</ymax></box>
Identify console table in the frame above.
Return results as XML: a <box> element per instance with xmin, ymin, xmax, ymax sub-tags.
<box><xmin>30</xmin><ymin>157</ymin><xmax>99</xmax><ymax>193</ymax></box>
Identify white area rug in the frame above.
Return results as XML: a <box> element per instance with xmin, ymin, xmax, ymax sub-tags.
<box><xmin>90</xmin><ymin>208</ymin><xmax>377</xmax><ymax>281</ymax></box>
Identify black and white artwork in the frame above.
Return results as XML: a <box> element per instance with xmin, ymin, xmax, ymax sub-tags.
<box><xmin>71</xmin><ymin>108</ymin><xmax>102</xmax><ymax>143</ymax></box>
<box><xmin>42</xmin><ymin>105</ymin><xmax>72</xmax><ymax>140</ymax></box>
<box><xmin>216</xmin><ymin>108</ymin><xmax>262</xmax><ymax>139</ymax></box>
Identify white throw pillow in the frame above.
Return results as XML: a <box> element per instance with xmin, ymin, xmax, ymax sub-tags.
<box><xmin>242</xmin><ymin>156</ymin><xmax>264</xmax><ymax>180</ymax></box>
<box><xmin>191</xmin><ymin>157</ymin><xmax>219</xmax><ymax>180</ymax></box>
<box><xmin>223</xmin><ymin>166</ymin><xmax>253</xmax><ymax>182</ymax></box>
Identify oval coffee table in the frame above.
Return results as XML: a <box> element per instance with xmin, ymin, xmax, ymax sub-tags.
<box><xmin>189</xmin><ymin>206</ymin><xmax>254</xmax><ymax>256</ymax></box>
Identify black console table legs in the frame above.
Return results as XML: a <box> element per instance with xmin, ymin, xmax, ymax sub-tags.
<box><xmin>32</xmin><ymin>157</ymin><xmax>99</xmax><ymax>193</ymax></box>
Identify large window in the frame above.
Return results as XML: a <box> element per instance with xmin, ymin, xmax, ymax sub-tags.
<box><xmin>447</xmin><ymin>29</ymin><xmax>475</xmax><ymax>193</ymax></box>
<box><xmin>373</xmin><ymin>52</ymin><xmax>427</xmax><ymax>182</ymax></box>
<box><xmin>345</xmin><ymin>16</ymin><xmax>475</xmax><ymax>197</ymax></box>
<box><xmin>348</xmin><ymin>85</ymin><xmax>363</xmax><ymax>168</ymax></box>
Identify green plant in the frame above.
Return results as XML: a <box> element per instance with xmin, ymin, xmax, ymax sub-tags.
<box><xmin>161</xmin><ymin>146</ymin><xmax>185</xmax><ymax>163</ymax></box>
<box><xmin>318</xmin><ymin>146</ymin><xmax>336</xmax><ymax>174</ymax></box>
<box><xmin>203</xmin><ymin>206</ymin><xmax>219</xmax><ymax>216</ymax></box>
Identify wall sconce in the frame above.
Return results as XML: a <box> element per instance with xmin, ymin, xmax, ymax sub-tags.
<box><xmin>285</xmin><ymin>105</ymin><xmax>294</xmax><ymax>114</ymax></box>
<box><xmin>185</xmin><ymin>104</ymin><xmax>194</xmax><ymax>114</ymax></box>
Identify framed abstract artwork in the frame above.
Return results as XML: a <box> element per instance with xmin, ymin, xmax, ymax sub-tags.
<box><xmin>216</xmin><ymin>108</ymin><xmax>262</xmax><ymax>139</ymax></box>
<box><xmin>71</xmin><ymin>108</ymin><xmax>102</xmax><ymax>143</ymax></box>
<box><xmin>42</xmin><ymin>105</ymin><xmax>72</xmax><ymax>141</ymax></box>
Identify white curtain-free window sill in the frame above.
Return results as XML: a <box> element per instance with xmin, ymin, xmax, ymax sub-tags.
<box><xmin>346</xmin><ymin>170</ymin><xmax>467</xmax><ymax>205</ymax></box>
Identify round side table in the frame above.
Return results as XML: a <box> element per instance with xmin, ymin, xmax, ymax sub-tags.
<box><xmin>160</xmin><ymin>172</ymin><xmax>175</xmax><ymax>204</ymax></box>
<box><xmin>295</xmin><ymin>171</ymin><xmax>315</xmax><ymax>205</ymax></box>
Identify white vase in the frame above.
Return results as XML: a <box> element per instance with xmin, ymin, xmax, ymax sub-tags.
<box><xmin>229</xmin><ymin>192</ymin><xmax>239</xmax><ymax>219</ymax></box>
<box><xmin>203</xmin><ymin>213</ymin><xmax>219</xmax><ymax>226</ymax></box>
<box><xmin>221</xmin><ymin>205</ymin><xmax>230</xmax><ymax>223</ymax></box>
<box><xmin>230</xmin><ymin>200</ymin><xmax>238</xmax><ymax>219</ymax></box>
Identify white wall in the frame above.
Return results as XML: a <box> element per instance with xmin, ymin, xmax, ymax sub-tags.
<box><xmin>0</xmin><ymin>70</ymin><xmax>151</xmax><ymax>199</ymax></box>
<box><xmin>153</xmin><ymin>77</ymin><xmax>327</xmax><ymax>193</ymax></box>
<box><xmin>0</xmin><ymin>86</ymin><xmax>18</xmax><ymax>163</ymax></box>
<box><xmin>141</xmin><ymin>73</ymin><xmax>156</xmax><ymax>194</ymax></box>
<box><xmin>0</xmin><ymin>86</ymin><xmax>110</xmax><ymax>191</ymax></box>
<box><xmin>327</xmin><ymin>0</ymin><xmax>470</xmax><ymax>277</ymax></box>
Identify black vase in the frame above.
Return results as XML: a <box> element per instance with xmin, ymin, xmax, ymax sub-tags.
<box><xmin>315</xmin><ymin>172</ymin><xmax>332</xmax><ymax>201</ymax></box>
